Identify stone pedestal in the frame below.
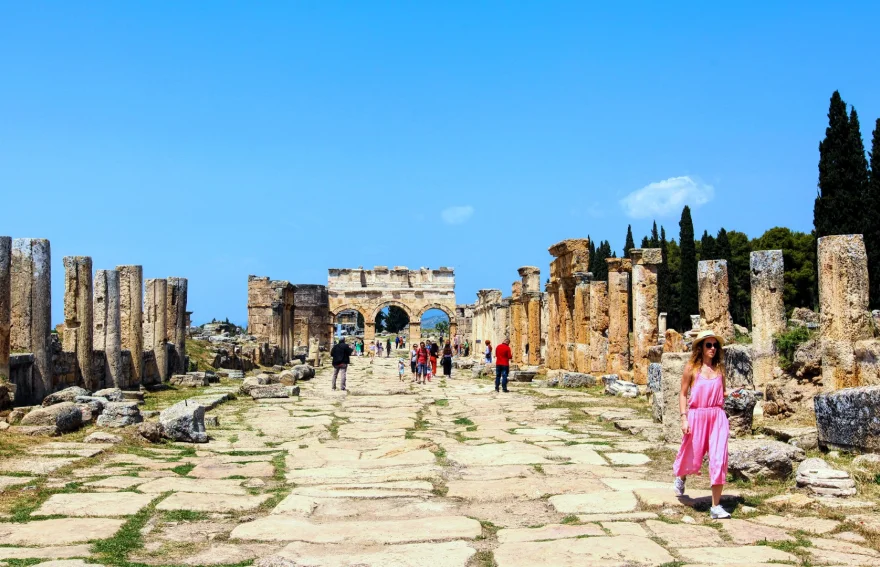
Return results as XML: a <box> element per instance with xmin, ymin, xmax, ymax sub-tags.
<box><xmin>698</xmin><ymin>260</ymin><xmax>735</xmax><ymax>343</ymax></box>
<box><xmin>63</xmin><ymin>256</ymin><xmax>95</xmax><ymax>390</ymax></box>
<box><xmin>0</xmin><ymin>237</ymin><xmax>10</xmax><ymax>384</ymax></box>
<box><xmin>750</xmin><ymin>251</ymin><xmax>785</xmax><ymax>387</ymax></box>
<box><xmin>631</xmin><ymin>248</ymin><xmax>662</xmax><ymax>385</ymax></box>
<box><xmin>589</xmin><ymin>281</ymin><xmax>609</xmax><ymax>374</ymax></box>
<box><xmin>94</xmin><ymin>269</ymin><xmax>122</xmax><ymax>388</ymax></box>
<box><xmin>144</xmin><ymin>278</ymin><xmax>169</xmax><ymax>383</ymax></box>
<box><xmin>166</xmin><ymin>277</ymin><xmax>188</xmax><ymax>375</ymax></box>
<box><xmin>11</xmin><ymin>238</ymin><xmax>52</xmax><ymax>403</ymax></box>
<box><xmin>606</xmin><ymin>258</ymin><xmax>631</xmax><ymax>375</ymax></box>
<box><xmin>818</xmin><ymin>235</ymin><xmax>872</xmax><ymax>390</ymax></box>
<box><xmin>117</xmin><ymin>265</ymin><xmax>143</xmax><ymax>387</ymax></box>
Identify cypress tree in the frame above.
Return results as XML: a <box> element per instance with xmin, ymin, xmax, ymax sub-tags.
<box><xmin>593</xmin><ymin>241</ymin><xmax>611</xmax><ymax>281</ymax></box>
<box><xmin>659</xmin><ymin>226</ymin><xmax>672</xmax><ymax>329</ymax></box>
<box><xmin>868</xmin><ymin>119</ymin><xmax>880</xmax><ymax>308</ymax></box>
<box><xmin>679</xmin><ymin>206</ymin><xmax>698</xmax><ymax>326</ymax></box>
<box><xmin>701</xmin><ymin>230</ymin><xmax>716</xmax><ymax>260</ymax></box>
<box><xmin>641</xmin><ymin>236</ymin><xmax>650</xmax><ymax>247</ymax></box>
<box><xmin>588</xmin><ymin>238</ymin><xmax>597</xmax><ymax>275</ymax></box>
<box><xmin>650</xmin><ymin>221</ymin><xmax>659</xmax><ymax>247</ymax></box>
<box><xmin>716</xmin><ymin>228</ymin><xmax>731</xmax><ymax>265</ymax></box>
<box><xmin>815</xmin><ymin>91</ymin><xmax>856</xmax><ymax>237</ymax></box>
<box><xmin>847</xmin><ymin>107</ymin><xmax>870</xmax><ymax>232</ymax></box>
<box><xmin>624</xmin><ymin>225</ymin><xmax>635</xmax><ymax>258</ymax></box>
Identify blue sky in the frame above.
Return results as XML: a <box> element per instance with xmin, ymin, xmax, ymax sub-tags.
<box><xmin>2</xmin><ymin>1</ymin><xmax>879</xmax><ymax>326</ymax></box>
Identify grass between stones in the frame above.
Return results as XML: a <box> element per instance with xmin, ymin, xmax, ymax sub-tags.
<box><xmin>434</xmin><ymin>399</ymin><xmax>449</xmax><ymax>406</ymax></box>
<box><xmin>453</xmin><ymin>417</ymin><xmax>475</xmax><ymax>426</ymax></box>
<box><xmin>91</xmin><ymin>494</ymin><xmax>164</xmax><ymax>565</ymax></box>
<box><xmin>160</xmin><ymin>509</ymin><xmax>207</xmax><ymax>522</ymax></box>
<box><xmin>170</xmin><ymin>463</ymin><xmax>195</xmax><ymax>476</ymax></box>
<box><xmin>469</xmin><ymin>550</ymin><xmax>498</xmax><ymax>567</ymax></box>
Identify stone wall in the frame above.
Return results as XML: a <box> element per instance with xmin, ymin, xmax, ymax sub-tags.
<box><xmin>247</xmin><ymin>276</ymin><xmax>296</xmax><ymax>362</ymax></box>
<box><xmin>294</xmin><ymin>284</ymin><xmax>331</xmax><ymax>352</ymax></box>
<box><xmin>546</xmin><ymin>239</ymin><xmax>589</xmax><ymax>371</ymax></box>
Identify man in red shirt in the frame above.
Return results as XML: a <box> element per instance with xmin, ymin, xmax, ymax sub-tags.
<box><xmin>495</xmin><ymin>338</ymin><xmax>512</xmax><ymax>393</ymax></box>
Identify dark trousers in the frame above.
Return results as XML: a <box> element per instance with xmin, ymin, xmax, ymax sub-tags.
<box><xmin>495</xmin><ymin>365</ymin><xmax>509</xmax><ymax>391</ymax></box>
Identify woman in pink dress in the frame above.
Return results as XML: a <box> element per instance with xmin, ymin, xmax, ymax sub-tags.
<box><xmin>672</xmin><ymin>329</ymin><xmax>732</xmax><ymax>519</ymax></box>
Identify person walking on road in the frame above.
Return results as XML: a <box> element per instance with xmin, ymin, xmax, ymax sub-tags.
<box><xmin>330</xmin><ymin>337</ymin><xmax>353</xmax><ymax>391</ymax></box>
<box><xmin>494</xmin><ymin>338</ymin><xmax>512</xmax><ymax>393</ymax></box>
<box><xmin>442</xmin><ymin>343</ymin><xmax>453</xmax><ymax>378</ymax></box>
<box><xmin>410</xmin><ymin>344</ymin><xmax>418</xmax><ymax>379</ymax></box>
<box><xmin>386</xmin><ymin>338</ymin><xmax>392</xmax><ymax>358</ymax></box>
<box><xmin>672</xmin><ymin>329</ymin><xmax>733</xmax><ymax>520</ymax></box>
<box><xmin>484</xmin><ymin>340</ymin><xmax>492</xmax><ymax>364</ymax></box>
<box><xmin>416</xmin><ymin>341</ymin><xmax>429</xmax><ymax>384</ymax></box>
<box><xmin>429</xmin><ymin>340</ymin><xmax>439</xmax><ymax>377</ymax></box>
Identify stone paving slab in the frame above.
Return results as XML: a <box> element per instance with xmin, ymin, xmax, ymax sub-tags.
<box><xmin>445</xmin><ymin>442</ymin><xmax>555</xmax><ymax>466</ymax></box>
<box><xmin>497</xmin><ymin>523</ymin><xmax>605</xmax><ymax>543</ymax></box>
<box><xmin>494</xmin><ymin>535</ymin><xmax>675</xmax><ymax>566</ymax></box>
<box><xmin>0</xmin><ymin>457</ymin><xmax>78</xmax><ymax>475</ymax></box>
<box><xmin>748</xmin><ymin>514</ymin><xmax>840</xmax><ymax>534</ymax></box>
<box><xmin>0</xmin><ymin>518</ymin><xmax>125</xmax><ymax>545</ymax></box>
<box><xmin>549</xmin><ymin>491</ymin><xmax>639</xmax><ymax>514</ymax></box>
<box><xmin>0</xmin><ymin>546</ymin><xmax>93</xmax><ymax>560</ymax></box>
<box><xmin>229</xmin><ymin>515</ymin><xmax>482</xmax><ymax>544</ymax></box>
<box><xmin>447</xmin><ymin>477</ymin><xmax>605</xmax><ymax>501</ymax></box>
<box><xmin>634</xmin><ymin>487</ymin><xmax>741</xmax><ymax>507</ymax></box>
<box><xmin>157</xmin><ymin>492</ymin><xmax>272</xmax><ymax>512</ymax></box>
<box><xmin>718</xmin><ymin>519</ymin><xmax>794</xmax><ymax>545</ymax></box>
<box><xmin>646</xmin><ymin>520</ymin><xmax>725</xmax><ymax>547</ymax></box>
<box><xmin>189</xmin><ymin>460</ymin><xmax>275</xmax><ymax>479</ymax></box>
<box><xmin>276</xmin><ymin>541</ymin><xmax>476</xmax><ymax>566</ymax></box>
<box><xmin>0</xmin><ymin>475</ymin><xmax>36</xmax><ymax>491</ymax></box>
<box><xmin>137</xmin><ymin>477</ymin><xmax>247</xmax><ymax>495</ymax></box>
<box><xmin>34</xmin><ymin>492</ymin><xmax>155</xmax><ymax>517</ymax></box>
<box><xmin>676</xmin><ymin>546</ymin><xmax>799</xmax><ymax>564</ymax></box>
<box><xmin>603</xmin><ymin>521</ymin><xmax>648</xmax><ymax>536</ymax></box>
<box><xmin>83</xmin><ymin>476</ymin><xmax>150</xmax><ymax>489</ymax></box>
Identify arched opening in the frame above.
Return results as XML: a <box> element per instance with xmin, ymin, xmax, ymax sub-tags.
<box><xmin>335</xmin><ymin>308</ymin><xmax>364</xmax><ymax>339</ymax></box>
<box><xmin>421</xmin><ymin>308</ymin><xmax>451</xmax><ymax>346</ymax></box>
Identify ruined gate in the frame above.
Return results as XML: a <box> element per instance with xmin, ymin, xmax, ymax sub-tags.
<box><xmin>327</xmin><ymin>267</ymin><xmax>456</xmax><ymax>344</ymax></box>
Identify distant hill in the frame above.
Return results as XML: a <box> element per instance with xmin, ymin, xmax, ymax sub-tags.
<box><xmin>420</xmin><ymin>314</ymin><xmax>447</xmax><ymax>329</ymax></box>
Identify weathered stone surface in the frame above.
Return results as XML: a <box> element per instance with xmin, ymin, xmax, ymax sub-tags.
<box><xmin>93</xmin><ymin>387</ymin><xmax>124</xmax><ymax>401</ymax></box>
<box><xmin>663</xmin><ymin>329</ymin><xmax>685</xmax><ymax>352</ymax></box>
<box><xmin>494</xmin><ymin>536</ymin><xmax>674</xmax><ymax>567</ymax></box>
<box><xmin>605</xmin><ymin>378</ymin><xmax>638</xmax><ymax>398</ymax></box>
<box><xmin>275</xmin><ymin>541</ymin><xmax>475</xmax><ymax>567</ymax></box>
<box><xmin>42</xmin><ymin>386</ymin><xmax>90</xmax><ymax>407</ymax></box>
<box><xmin>230</xmin><ymin>515</ymin><xmax>482</xmax><ymax>544</ymax></box>
<box><xmin>720</xmin><ymin>518</ymin><xmax>795</xmax><ymax>545</ymax></box>
<box><xmin>11</xmin><ymin>238</ymin><xmax>53</xmax><ymax>404</ymax></box>
<box><xmin>96</xmin><ymin>401</ymin><xmax>142</xmax><ymax>428</ymax></box>
<box><xmin>62</xmin><ymin>256</ymin><xmax>95</xmax><ymax>390</ymax></box>
<box><xmin>510</xmin><ymin>371</ymin><xmax>535</xmax><ymax>382</ymax></box>
<box><xmin>250</xmin><ymin>384</ymin><xmax>290</xmax><ymax>399</ymax></box>
<box><xmin>698</xmin><ymin>260</ymin><xmax>735</xmax><ymax>343</ymax></box>
<box><xmin>589</xmin><ymin>281</ymin><xmax>609</xmax><ymax>374</ymax></box>
<box><xmin>659</xmin><ymin>352</ymin><xmax>689</xmax><ymax>442</ymax></box>
<box><xmin>606</xmin><ymin>259</ymin><xmax>630</xmax><ymax>375</ymax></box>
<box><xmin>750</xmin><ymin>250</ymin><xmax>785</xmax><ymax>386</ymax></box>
<box><xmin>723</xmin><ymin>389</ymin><xmax>757</xmax><ymax>437</ymax></box>
<box><xmin>631</xmin><ymin>249</ymin><xmax>661</xmax><ymax>384</ymax></box>
<box><xmin>750</xmin><ymin>514</ymin><xmax>839</xmax><ymax>534</ymax></box>
<box><xmin>292</xmin><ymin>364</ymin><xmax>315</xmax><ymax>381</ymax></box>
<box><xmin>116</xmin><ymin>265</ymin><xmax>143</xmax><ymax>387</ymax></box>
<box><xmin>0</xmin><ymin>518</ymin><xmax>125</xmax><ymax>545</ymax></box>
<box><xmin>137</xmin><ymin>477</ymin><xmax>246</xmax><ymax>495</ymax></box>
<box><xmin>137</xmin><ymin>421</ymin><xmax>164</xmax><ymax>443</ymax></box>
<box><xmin>0</xmin><ymin>546</ymin><xmax>94</xmax><ymax>560</ymax></box>
<box><xmin>724</xmin><ymin>344</ymin><xmax>754</xmax><ymax>389</ymax></box>
<box><xmin>796</xmin><ymin>457</ymin><xmax>856</xmax><ymax>497</ymax></box>
<box><xmin>676</xmin><ymin>546</ymin><xmax>797</xmax><ymax>564</ymax></box>
<box><xmin>496</xmin><ymin>524</ymin><xmax>604</xmax><ymax>544</ymax></box>
<box><xmin>647</xmin><ymin>362</ymin><xmax>662</xmax><ymax>393</ymax></box>
<box><xmin>20</xmin><ymin>402</ymin><xmax>82</xmax><ymax>433</ymax></box>
<box><xmin>815</xmin><ymin>385</ymin><xmax>880</xmax><ymax>452</ymax></box>
<box><xmin>160</xmin><ymin>399</ymin><xmax>208</xmax><ymax>443</ymax></box>
<box><xmin>34</xmin><ymin>492</ymin><xmax>154</xmax><ymax>517</ymax></box>
<box><xmin>562</xmin><ymin>372</ymin><xmax>596</xmax><ymax>388</ymax></box>
<box><xmin>646</xmin><ymin>519</ymin><xmax>724</xmax><ymax>547</ymax></box>
<box><xmin>157</xmin><ymin>492</ymin><xmax>271</xmax><ymax>512</ymax></box>
<box><xmin>728</xmin><ymin>439</ymin><xmax>804</xmax><ymax>481</ymax></box>
<box><xmin>762</xmin><ymin>425</ymin><xmax>818</xmax><ymax>450</ymax></box>
<box><xmin>170</xmin><ymin>374</ymin><xmax>209</xmax><ymax>387</ymax></box>
<box><xmin>549</xmin><ymin>491</ymin><xmax>638</xmax><ymax>514</ymax></box>
<box><xmin>0</xmin><ymin>237</ymin><xmax>9</xmax><ymax>393</ymax></box>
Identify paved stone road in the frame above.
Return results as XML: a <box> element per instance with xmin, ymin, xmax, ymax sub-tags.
<box><xmin>1</xmin><ymin>356</ymin><xmax>878</xmax><ymax>566</ymax></box>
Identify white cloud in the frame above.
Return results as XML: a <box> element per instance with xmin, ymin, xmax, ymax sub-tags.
<box><xmin>619</xmin><ymin>176</ymin><xmax>714</xmax><ymax>219</ymax></box>
<box><xmin>441</xmin><ymin>205</ymin><xmax>475</xmax><ymax>225</ymax></box>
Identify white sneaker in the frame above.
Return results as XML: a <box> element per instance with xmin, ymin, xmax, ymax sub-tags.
<box><xmin>673</xmin><ymin>477</ymin><xmax>686</xmax><ymax>497</ymax></box>
<box><xmin>709</xmin><ymin>505</ymin><xmax>731</xmax><ymax>519</ymax></box>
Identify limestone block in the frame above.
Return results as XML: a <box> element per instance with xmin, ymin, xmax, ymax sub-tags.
<box><xmin>93</xmin><ymin>387</ymin><xmax>124</xmax><ymax>401</ymax></box>
<box><xmin>698</xmin><ymin>260</ymin><xmax>734</xmax><ymax>343</ymax></box>
<box><xmin>143</xmin><ymin>278</ymin><xmax>168</xmax><ymax>383</ymax></box>
<box><xmin>169</xmin><ymin>374</ymin><xmax>209</xmax><ymax>388</ymax></box>
<box><xmin>750</xmin><ymin>250</ymin><xmax>785</xmax><ymax>386</ymax></box>
<box><xmin>606</xmin><ymin>379</ymin><xmax>639</xmax><ymax>398</ymax></box>
<box><xmin>796</xmin><ymin>458</ymin><xmax>856</xmax><ymax>497</ymax></box>
<box><xmin>815</xmin><ymin>386</ymin><xmax>880</xmax><ymax>452</ymax></box>
<box><xmin>249</xmin><ymin>384</ymin><xmax>290</xmax><ymax>399</ymax></box>
<box><xmin>728</xmin><ymin>439</ymin><xmax>805</xmax><ymax>481</ymax></box>
<box><xmin>562</xmin><ymin>372</ymin><xmax>596</xmax><ymax>388</ymax></box>
<box><xmin>631</xmin><ymin>248</ymin><xmax>662</xmax><ymax>265</ymax></box>
<box><xmin>116</xmin><ymin>265</ymin><xmax>143</xmax><ymax>386</ymax></box>
<box><xmin>724</xmin><ymin>344</ymin><xmax>754</xmax><ymax>389</ymax></box>
<box><xmin>647</xmin><ymin>363</ymin><xmax>662</xmax><ymax>393</ymax></box>
<box><xmin>166</xmin><ymin>277</ymin><xmax>188</xmax><ymax>375</ymax></box>
<box><xmin>723</xmin><ymin>389</ymin><xmax>757</xmax><ymax>437</ymax></box>
<box><xmin>663</xmin><ymin>329</ymin><xmax>685</xmax><ymax>352</ymax></box>
<box><xmin>606</xmin><ymin>262</ymin><xmax>630</xmax><ymax>375</ymax></box>
<box><xmin>11</xmin><ymin>238</ymin><xmax>52</xmax><ymax>404</ymax></box>
<box><xmin>159</xmin><ymin>399</ymin><xmax>208</xmax><ymax>443</ymax></box>
<box><xmin>94</xmin><ymin>269</ymin><xmax>122</xmax><ymax>389</ymax></box>
<box><xmin>42</xmin><ymin>386</ymin><xmax>91</xmax><ymax>407</ymax></box>
<box><xmin>20</xmin><ymin>402</ymin><xmax>83</xmax><ymax>434</ymax></box>
<box><xmin>818</xmin><ymin>235</ymin><xmax>871</xmax><ymax>343</ymax></box>
<box><xmin>854</xmin><ymin>339</ymin><xmax>880</xmax><ymax>386</ymax></box>
<box><xmin>0</xmin><ymin>236</ymin><xmax>9</xmax><ymax>385</ymax></box>
<box><xmin>96</xmin><ymin>401</ymin><xmax>142</xmax><ymax>428</ymax></box>
<box><xmin>589</xmin><ymin>282</ymin><xmax>608</xmax><ymax>374</ymax></box>
<box><xmin>62</xmin><ymin>256</ymin><xmax>94</xmax><ymax>390</ymax></box>
<box><xmin>659</xmin><ymin>353</ymin><xmax>689</xmax><ymax>442</ymax></box>
<box><xmin>631</xmin><ymin>252</ymin><xmax>660</xmax><ymax>385</ymax></box>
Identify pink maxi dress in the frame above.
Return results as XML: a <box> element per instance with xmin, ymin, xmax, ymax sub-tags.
<box><xmin>673</xmin><ymin>370</ymin><xmax>729</xmax><ymax>485</ymax></box>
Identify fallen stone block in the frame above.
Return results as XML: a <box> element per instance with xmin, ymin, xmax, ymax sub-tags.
<box><xmin>291</xmin><ymin>364</ymin><xmax>315</xmax><ymax>381</ymax></box>
<box><xmin>137</xmin><ymin>421</ymin><xmax>164</xmax><ymax>443</ymax></box>
<box><xmin>83</xmin><ymin>431</ymin><xmax>122</xmax><ymax>444</ymax></box>
<box><xmin>170</xmin><ymin>374</ymin><xmax>209</xmax><ymax>388</ymax></box>
<box><xmin>606</xmin><ymin>379</ymin><xmax>639</xmax><ymax>398</ymax></box>
<box><xmin>20</xmin><ymin>402</ymin><xmax>83</xmax><ymax>434</ymax></box>
<box><xmin>93</xmin><ymin>388</ymin><xmax>124</xmax><ymax>402</ymax></box>
<box><xmin>723</xmin><ymin>389</ymin><xmax>758</xmax><ymax>437</ymax></box>
<box><xmin>159</xmin><ymin>400</ymin><xmax>207</xmax><ymax>443</ymax></box>
<box><xmin>729</xmin><ymin>439</ymin><xmax>805</xmax><ymax>481</ymax></box>
<box><xmin>511</xmin><ymin>371</ymin><xmax>536</xmax><ymax>382</ymax></box>
<box><xmin>762</xmin><ymin>425</ymin><xmax>819</xmax><ymax>450</ymax></box>
<box><xmin>41</xmin><ymin>387</ymin><xmax>90</xmax><ymax>407</ymax></box>
<box><xmin>796</xmin><ymin>457</ymin><xmax>856</xmax><ymax>497</ymax></box>
<box><xmin>815</xmin><ymin>385</ymin><xmax>880</xmax><ymax>452</ymax></box>
<box><xmin>250</xmin><ymin>385</ymin><xmax>290</xmax><ymax>400</ymax></box>
<box><xmin>647</xmin><ymin>363</ymin><xmax>662</xmax><ymax>393</ymax></box>
<box><xmin>562</xmin><ymin>373</ymin><xmax>596</xmax><ymax>388</ymax></box>
<box><xmin>96</xmin><ymin>402</ymin><xmax>142</xmax><ymax>428</ymax></box>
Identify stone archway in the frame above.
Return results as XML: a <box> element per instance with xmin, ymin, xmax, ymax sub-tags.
<box><xmin>330</xmin><ymin>304</ymin><xmax>367</xmax><ymax>338</ymax></box>
<box><xmin>416</xmin><ymin>303</ymin><xmax>458</xmax><ymax>345</ymax></box>
<box><xmin>369</xmin><ymin>300</ymin><xmax>415</xmax><ymax>344</ymax></box>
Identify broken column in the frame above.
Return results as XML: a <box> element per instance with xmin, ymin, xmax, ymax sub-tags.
<box><xmin>546</xmin><ymin>280</ymin><xmax>561</xmax><ymax>369</ymax></box>
<box><xmin>518</xmin><ymin>267</ymin><xmax>543</xmax><ymax>365</ymax></box>
<box><xmin>589</xmin><ymin>281</ymin><xmax>609</xmax><ymax>374</ymax></box>
<box><xmin>11</xmin><ymin>239</ymin><xmax>52</xmax><ymax>403</ymax></box>
<box><xmin>510</xmin><ymin>281</ymin><xmax>524</xmax><ymax>365</ymax></box>
<box><xmin>94</xmin><ymin>269</ymin><xmax>122</xmax><ymax>388</ymax></box>
<box><xmin>631</xmin><ymin>248</ymin><xmax>662</xmax><ymax>385</ymax></box>
<box><xmin>547</xmin><ymin>240</ymin><xmax>590</xmax><ymax>371</ymax></box>
<box><xmin>606</xmin><ymin>258</ymin><xmax>631</xmax><ymax>376</ymax></box>
<box><xmin>698</xmin><ymin>259</ymin><xmax>735</xmax><ymax>343</ymax></box>
<box><xmin>573</xmin><ymin>278</ymin><xmax>591</xmax><ymax>372</ymax></box>
<box><xmin>63</xmin><ymin>256</ymin><xmax>95</xmax><ymax>390</ymax></box>
<box><xmin>0</xmin><ymin>237</ymin><xmax>9</xmax><ymax>385</ymax></box>
<box><xmin>144</xmin><ymin>278</ymin><xmax>168</xmax><ymax>383</ymax></box>
<box><xmin>166</xmin><ymin>277</ymin><xmax>188</xmax><ymax>374</ymax></box>
<box><xmin>117</xmin><ymin>265</ymin><xmax>144</xmax><ymax>386</ymax></box>
<box><xmin>750</xmin><ymin>251</ymin><xmax>786</xmax><ymax>387</ymax></box>
<box><xmin>818</xmin><ymin>235</ymin><xmax>872</xmax><ymax>390</ymax></box>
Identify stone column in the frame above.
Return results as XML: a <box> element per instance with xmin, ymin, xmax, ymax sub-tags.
<box><xmin>0</xmin><ymin>237</ymin><xmax>10</xmax><ymax>384</ymax></box>
<box><xmin>117</xmin><ymin>265</ymin><xmax>143</xmax><ymax>386</ymax></box>
<box><xmin>166</xmin><ymin>277</ymin><xmax>188</xmax><ymax>375</ymax></box>
<box><xmin>631</xmin><ymin>248</ymin><xmax>662</xmax><ymax>385</ymax></box>
<box><xmin>526</xmin><ymin>292</ymin><xmax>542</xmax><ymax>365</ymax></box>
<box><xmin>494</xmin><ymin>300</ymin><xmax>510</xmax><ymax>353</ymax></box>
<box><xmin>818</xmin><ymin>235</ymin><xmax>872</xmax><ymax>390</ymax></box>
<box><xmin>546</xmin><ymin>281</ymin><xmax>561</xmax><ymax>369</ymax></box>
<box><xmin>750</xmin><ymin>251</ymin><xmax>785</xmax><ymax>387</ymax></box>
<box><xmin>144</xmin><ymin>278</ymin><xmax>169</xmax><ymax>382</ymax></box>
<box><xmin>573</xmin><ymin>280</ymin><xmax>591</xmax><ymax>372</ymax></box>
<box><xmin>94</xmin><ymin>269</ymin><xmax>122</xmax><ymax>388</ymax></box>
<box><xmin>559</xmin><ymin>280</ymin><xmax>576</xmax><ymax>370</ymax></box>
<box><xmin>510</xmin><ymin>282</ymin><xmax>524</xmax><ymax>365</ymax></box>
<box><xmin>606</xmin><ymin>258</ymin><xmax>631</xmax><ymax>376</ymax></box>
<box><xmin>698</xmin><ymin>260</ymin><xmax>735</xmax><ymax>343</ymax></box>
<box><xmin>658</xmin><ymin>313</ymin><xmax>667</xmax><ymax>335</ymax></box>
<box><xmin>63</xmin><ymin>256</ymin><xmax>95</xmax><ymax>390</ymax></box>
<box><xmin>589</xmin><ymin>281</ymin><xmax>609</xmax><ymax>374</ymax></box>
<box><xmin>11</xmin><ymin>239</ymin><xmax>52</xmax><ymax>402</ymax></box>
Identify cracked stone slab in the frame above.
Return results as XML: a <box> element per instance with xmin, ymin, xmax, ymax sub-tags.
<box><xmin>156</xmin><ymin>492</ymin><xmax>272</xmax><ymax>513</ymax></box>
<box><xmin>676</xmin><ymin>546</ymin><xmax>799</xmax><ymax>564</ymax></box>
<box><xmin>0</xmin><ymin>475</ymin><xmax>36</xmax><ymax>491</ymax></box>
<box><xmin>494</xmin><ymin>535</ymin><xmax>674</xmax><ymax>566</ymax></box>
<box><xmin>0</xmin><ymin>546</ymin><xmax>93</xmax><ymax>560</ymax></box>
<box><xmin>549</xmin><ymin>491</ymin><xmax>638</xmax><ymax>514</ymax></box>
<box><xmin>719</xmin><ymin>519</ymin><xmax>795</xmax><ymax>545</ymax></box>
<box><xmin>34</xmin><ymin>493</ymin><xmax>155</xmax><ymax>517</ymax></box>
<box><xmin>645</xmin><ymin>520</ymin><xmax>725</xmax><ymax>547</ymax></box>
<box><xmin>83</xmin><ymin>476</ymin><xmax>150</xmax><ymax>489</ymax></box>
<box><xmin>0</xmin><ymin>458</ymin><xmax>78</xmax><ymax>475</ymax></box>
<box><xmin>137</xmin><ymin>477</ymin><xmax>247</xmax><ymax>495</ymax></box>
<box><xmin>0</xmin><ymin>518</ymin><xmax>126</xmax><ymax>545</ymax></box>
<box><xmin>748</xmin><ymin>514</ymin><xmax>839</xmax><ymax>534</ymax></box>
<box><xmin>230</xmin><ymin>515</ymin><xmax>482</xmax><ymax>544</ymax></box>
<box><xmin>497</xmin><ymin>523</ymin><xmax>605</xmax><ymax>544</ymax></box>
<box><xmin>275</xmin><ymin>541</ymin><xmax>476</xmax><ymax>566</ymax></box>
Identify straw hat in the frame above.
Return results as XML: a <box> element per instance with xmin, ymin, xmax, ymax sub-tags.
<box><xmin>693</xmin><ymin>329</ymin><xmax>724</xmax><ymax>348</ymax></box>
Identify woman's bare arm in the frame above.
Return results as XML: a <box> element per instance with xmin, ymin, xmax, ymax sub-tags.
<box><xmin>679</xmin><ymin>362</ymin><xmax>693</xmax><ymax>434</ymax></box>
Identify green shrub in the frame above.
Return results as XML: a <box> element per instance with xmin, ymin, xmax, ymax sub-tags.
<box><xmin>773</xmin><ymin>326</ymin><xmax>813</xmax><ymax>370</ymax></box>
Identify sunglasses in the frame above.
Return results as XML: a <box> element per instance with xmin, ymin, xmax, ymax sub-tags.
<box><xmin>703</xmin><ymin>342</ymin><xmax>718</xmax><ymax>349</ymax></box>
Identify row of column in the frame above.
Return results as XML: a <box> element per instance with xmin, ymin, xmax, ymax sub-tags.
<box><xmin>0</xmin><ymin>236</ymin><xmax>188</xmax><ymax>404</ymax></box>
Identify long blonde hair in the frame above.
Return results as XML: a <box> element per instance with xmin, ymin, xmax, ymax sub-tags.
<box><xmin>687</xmin><ymin>335</ymin><xmax>725</xmax><ymax>383</ymax></box>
